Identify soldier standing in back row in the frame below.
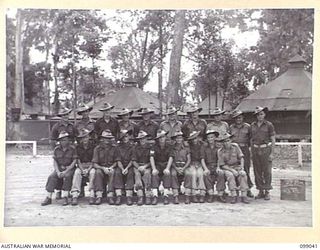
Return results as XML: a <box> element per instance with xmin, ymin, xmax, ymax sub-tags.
<box><xmin>182</xmin><ymin>105</ymin><xmax>207</xmax><ymax>139</ymax></box>
<box><xmin>137</xmin><ymin>108</ymin><xmax>159</xmax><ymax>139</ymax></box>
<box><xmin>94</xmin><ymin>103</ymin><xmax>120</xmax><ymax>139</ymax></box>
<box><xmin>250</xmin><ymin>106</ymin><xmax>276</xmax><ymax>200</ymax></box>
<box><xmin>159</xmin><ymin>106</ymin><xmax>182</xmax><ymax>144</ymax></box>
<box><xmin>207</xmin><ymin>107</ymin><xmax>229</xmax><ymax>134</ymax></box>
<box><xmin>230</xmin><ymin>109</ymin><xmax>254</xmax><ymax>198</ymax></box>
<box><xmin>74</xmin><ymin>104</ymin><xmax>95</xmax><ymax>135</ymax></box>
<box><xmin>118</xmin><ymin>108</ymin><xmax>139</xmax><ymax>138</ymax></box>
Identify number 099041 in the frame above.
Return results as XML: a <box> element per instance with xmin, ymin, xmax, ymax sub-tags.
<box><xmin>300</xmin><ymin>244</ymin><xmax>318</xmax><ymax>248</ymax></box>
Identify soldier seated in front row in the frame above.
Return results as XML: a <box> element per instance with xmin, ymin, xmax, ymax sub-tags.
<box><xmin>70</xmin><ymin>128</ymin><xmax>96</xmax><ymax>206</ymax></box>
<box><xmin>92</xmin><ymin>130</ymin><xmax>119</xmax><ymax>205</ymax></box>
<box><xmin>217</xmin><ymin>132</ymin><xmax>250</xmax><ymax>204</ymax></box>
<box><xmin>41</xmin><ymin>131</ymin><xmax>77</xmax><ymax>206</ymax></box>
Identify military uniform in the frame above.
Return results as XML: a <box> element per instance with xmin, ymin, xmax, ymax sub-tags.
<box><xmin>160</xmin><ymin>120</ymin><xmax>182</xmax><ymax>142</ymax></box>
<box><xmin>182</xmin><ymin>119</ymin><xmax>207</xmax><ymax>139</ymax></box>
<box><xmin>218</xmin><ymin>143</ymin><xmax>248</xmax><ymax>197</ymax></box>
<box><xmin>207</xmin><ymin>121</ymin><xmax>229</xmax><ymax>135</ymax></box>
<box><xmin>70</xmin><ymin>140</ymin><xmax>96</xmax><ymax>202</ymax></box>
<box><xmin>200</xmin><ymin>143</ymin><xmax>226</xmax><ymax>196</ymax></box>
<box><xmin>51</xmin><ymin>120</ymin><xmax>77</xmax><ymax>144</ymax></box>
<box><xmin>74</xmin><ymin>117</ymin><xmax>95</xmax><ymax>135</ymax></box>
<box><xmin>92</xmin><ymin>142</ymin><xmax>120</xmax><ymax>200</ymax></box>
<box><xmin>250</xmin><ymin>120</ymin><xmax>275</xmax><ymax>192</ymax></box>
<box><xmin>230</xmin><ymin>122</ymin><xmax>253</xmax><ymax>188</ymax></box>
<box><xmin>119</xmin><ymin>120</ymin><xmax>139</xmax><ymax>138</ymax></box>
<box><xmin>45</xmin><ymin>144</ymin><xmax>77</xmax><ymax>198</ymax></box>
<box><xmin>137</xmin><ymin>120</ymin><xmax>159</xmax><ymax>138</ymax></box>
<box><xmin>114</xmin><ymin>141</ymin><xmax>135</xmax><ymax>199</ymax></box>
<box><xmin>94</xmin><ymin>117</ymin><xmax>120</xmax><ymax>139</ymax></box>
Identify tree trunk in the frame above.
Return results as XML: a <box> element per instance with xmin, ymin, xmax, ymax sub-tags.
<box><xmin>158</xmin><ymin>21</ymin><xmax>163</xmax><ymax>115</ymax></box>
<box><xmin>14</xmin><ymin>9</ymin><xmax>24</xmax><ymax>114</ymax></box>
<box><xmin>52</xmin><ymin>37</ymin><xmax>60</xmax><ymax>114</ymax></box>
<box><xmin>167</xmin><ymin>10</ymin><xmax>186</xmax><ymax>107</ymax></box>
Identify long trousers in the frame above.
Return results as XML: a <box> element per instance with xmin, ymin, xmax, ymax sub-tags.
<box><xmin>45</xmin><ymin>169</ymin><xmax>75</xmax><ymax>192</ymax></box>
<box><xmin>240</xmin><ymin>146</ymin><xmax>253</xmax><ymax>188</ymax></box>
<box><xmin>94</xmin><ymin>168</ymin><xmax>114</xmax><ymax>198</ymax></box>
<box><xmin>70</xmin><ymin>168</ymin><xmax>95</xmax><ymax>197</ymax></box>
<box><xmin>203</xmin><ymin>165</ymin><xmax>226</xmax><ymax>195</ymax></box>
<box><xmin>252</xmin><ymin>146</ymin><xmax>273</xmax><ymax>190</ymax></box>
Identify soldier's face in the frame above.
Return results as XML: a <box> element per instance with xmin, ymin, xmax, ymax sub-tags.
<box><xmin>140</xmin><ymin>137</ymin><xmax>147</xmax><ymax>145</ymax></box>
<box><xmin>81</xmin><ymin>135</ymin><xmax>90</xmax><ymax>144</ymax></box>
<box><xmin>207</xmin><ymin>134</ymin><xmax>216</xmax><ymax>144</ymax></box>
<box><xmin>60</xmin><ymin>137</ymin><xmax>69</xmax><ymax>147</ymax></box>
<box><xmin>175</xmin><ymin>136</ymin><xmax>183</xmax><ymax>144</ymax></box>
<box><xmin>257</xmin><ymin>111</ymin><xmax>266</xmax><ymax>121</ymax></box>
<box><xmin>81</xmin><ymin>110</ymin><xmax>90</xmax><ymax>118</ymax></box>
<box><xmin>213</xmin><ymin>114</ymin><xmax>222</xmax><ymax>121</ymax></box>
<box><xmin>121</xmin><ymin>114</ymin><xmax>130</xmax><ymax>121</ymax></box>
<box><xmin>235</xmin><ymin>115</ymin><xmax>244</xmax><ymax>124</ymax></box>
<box><xmin>158</xmin><ymin>136</ymin><xmax>166</xmax><ymax>144</ymax></box>
<box><xmin>103</xmin><ymin>110</ymin><xmax>111</xmax><ymax>118</ymax></box>
<box><xmin>191</xmin><ymin>137</ymin><xmax>199</xmax><ymax>144</ymax></box>
<box><xmin>61</xmin><ymin>114</ymin><xmax>69</xmax><ymax>122</ymax></box>
<box><xmin>223</xmin><ymin>138</ymin><xmax>232</xmax><ymax>147</ymax></box>
<box><xmin>143</xmin><ymin>113</ymin><xmax>151</xmax><ymax>121</ymax></box>
<box><xmin>168</xmin><ymin>113</ymin><xmax>176</xmax><ymax>121</ymax></box>
<box><xmin>190</xmin><ymin>111</ymin><xmax>199</xmax><ymax>119</ymax></box>
<box><xmin>122</xmin><ymin>134</ymin><xmax>130</xmax><ymax>143</ymax></box>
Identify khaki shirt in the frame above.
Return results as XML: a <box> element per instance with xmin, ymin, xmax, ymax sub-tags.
<box><xmin>207</xmin><ymin>121</ymin><xmax>229</xmax><ymax>135</ymax></box>
<box><xmin>53</xmin><ymin>145</ymin><xmax>77</xmax><ymax>170</ymax></box>
<box><xmin>218</xmin><ymin>143</ymin><xmax>244</xmax><ymax>168</ymax></box>
<box><xmin>230</xmin><ymin>122</ymin><xmax>251</xmax><ymax>146</ymax></box>
<box><xmin>182</xmin><ymin>119</ymin><xmax>207</xmax><ymax>139</ymax></box>
<box><xmin>250</xmin><ymin>120</ymin><xmax>275</xmax><ymax>145</ymax></box>
<box><xmin>160</xmin><ymin>120</ymin><xmax>182</xmax><ymax>138</ymax></box>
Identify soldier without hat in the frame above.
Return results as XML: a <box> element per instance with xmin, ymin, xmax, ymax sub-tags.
<box><xmin>230</xmin><ymin>110</ymin><xmax>254</xmax><ymax>198</ymax></box>
<box><xmin>250</xmin><ymin>107</ymin><xmax>276</xmax><ymax>200</ymax></box>
<box><xmin>41</xmin><ymin>131</ymin><xmax>77</xmax><ymax>206</ymax></box>
<box><xmin>217</xmin><ymin>132</ymin><xmax>250</xmax><ymax>204</ymax></box>
<box><xmin>114</xmin><ymin>129</ymin><xmax>136</xmax><ymax>206</ymax></box>
<box><xmin>92</xmin><ymin>130</ymin><xmax>120</xmax><ymax>205</ymax></box>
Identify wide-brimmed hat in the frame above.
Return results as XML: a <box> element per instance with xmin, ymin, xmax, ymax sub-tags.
<box><xmin>136</xmin><ymin>130</ymin><xmax>150</xmax><ymax>140</ymax></box>
<box><xmin>119</xmin><ymin>129</ymin><xmax>133</xmax><ymax>140</ymax></box>
<box><xmin>186</xmin><ymin>105</ymin><xmax>202</xmax><ymax>114</ymax></box>
<box><xmin>216</xmin><ymin>132</ymin><xmax>233</xmax><ymax>142</ymax></box>
<box><xmin>232</xmin><ymin>109</ymin><xmax>244</xmax><ymax>119</ymax></box>
<box><xmin>117</xmin><ymin>108</ymin><xmax>134</xmax><ymax>117</ymax></box>
<box><xmin>211</xmin><ymin>107</ymin><xmax>225</xmax><ymax>116</ymax></box>
<box><xmin>154</xmin><ymin>130</ymin><xmax>169</xmax><ymax>140</ymax></box>
<box><xmin>164</xmin><ymin>106</ymin><xmax>178</xmax><ymax>115</ymax></box>
<box><xmin>171</xmin><ymin>131</ymin><xmax>184</xmax><ymax>139</ymax></box>
<box><xmin>77</xmin><ymin>128</ymin><xmax>92</xmax><ymax>138</ymax></box>
<box><xmin>205</xmin><ymin>130</ymin><xmax>219</xmax><ymax>138</ymax></box>
<box><xmin>187</xmin><ymin>131</ymin><xmax>201</xmax><ymax>140</ymax></box>
<box><xmin>99</xmin><ymin>102</ymin><xmax>115</xmax><ymax>112</ymax></box>
<box><xmin>100</xmin><ymin>130</ymin><xmax>115</xmax><ymax>139</ymax></box>
<box><xmin>138</xmin><ymin>108</ymin><xmax>155</xmax><ymax>115</ymax></box>
<box><xmin>77</xmin><ymin>104</ymin><xmax>93</xmax><ymax>115</ymax></box>
<box><xmin>57</xmin><ymin>107</ymin><xmax>72</xmax><ymax>117</ymax></box>
<box><xmin>254</xmin><ymin>106</ymin><xmax>268</xmax><ymax>115</ymax></box>
<box><xmin>57</xmin><ymin>131</ymin><xmax>70</xmax><ymax>140</ymax></box>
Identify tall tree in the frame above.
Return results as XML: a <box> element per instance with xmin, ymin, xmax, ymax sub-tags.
<box><xmin>167</xmin><ymin>10</ymin><xmax>186</xmax><ymax>107</ymax></box>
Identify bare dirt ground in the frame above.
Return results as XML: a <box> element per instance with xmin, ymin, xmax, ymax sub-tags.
<box><xmin>4</xmin><ymin>152</ymin><xmax>312</xmax><ymax>227</ymax></box>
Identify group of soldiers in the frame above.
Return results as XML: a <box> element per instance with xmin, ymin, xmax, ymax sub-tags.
<box><xmin>41</xmin><ymin>102</ymin><xmax>276</xmax><ymax>206</ymax></box>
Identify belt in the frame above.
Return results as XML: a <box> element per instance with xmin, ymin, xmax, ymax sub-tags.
<box><xmin>175</xmin><ymin>161</ymin><xmax>186</xmax><ymax>164</ymax></box>
<box><xmin>253</xmin><ymin>143</ymin><xmax>271</xmax><ymax>148</ymax></box>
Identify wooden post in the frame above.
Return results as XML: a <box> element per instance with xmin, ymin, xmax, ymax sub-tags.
<box><xmin>298</xmin><ymin>144</ymin><xmax>303</xmax><ymax>168</ymax></box>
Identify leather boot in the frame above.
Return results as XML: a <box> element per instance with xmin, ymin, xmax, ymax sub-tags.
<box><xmin>217</xmin><ymin>196</ymin><xmax>226</xmax><ymax>203</ymax></box>
<box><xmin>199</xmin><ymin>195</ymin><xmax>205</xmax><ymax>203</ymax></box>
<box><xmin>89</xmin><ymin>197</ymin><xmax>95</xmax><ymax>205</ymax></box>
<box><xmin>71</xmin><ymin>197</ymin><xmax>78</xmax><ymax>206</ymax></box>
<box><xmin>145</xmin><ymin>197</ymin><xmax>151</xmax><ymax>205</ymax></box>
<box><xmin>185</xmin><ymin>196</ymin><xmax>191</xmax><ymax>204</ymax></box>
<box><xmin>115</xmin><ymin>196</ymin><xmax>122</xmax><ymax>206</ymax></box>
<box><xmin>137</xmin><ymin>196</ymin><xmax>144</xmax><ymax>206</ymax></box>
<box><xmin>95</xmin><ymin>197</ymin><xmax>102</xmax><ymax>205</ymax></box>
<box><xmin>255</xmin><ymin>190</ymin><xmax>265</xmax><ymax>199</ymax></box>
<box><xmin>173</xmin><ymin>196</ymin><xmax>179</xmax><ymax>204</ymax></box>
<box><xmin>41</xmin><ymin>197</ymin><xmax>52</xmax><ymax>206</ymax></box>
<box><xmin>264</xmin><ymin>191</ymin><xmax>270</xmax><ymax>200</ymax></box>
<box><xmin>126</xmin><ymin>196</ymin><xmax>133</xmax><ymax>206</ymax></box>
<box><xmin>62</xmin><ymin>197</ymin><xmax>69</xmax><ymax>206</ymax></box>
<box><xmin>152</xmin><ymin>196</ymin><xmax>158</xmax><ymax>205</ymax></box>
<box><xmin>230</xmin><ymin>196</ymin><xmax>237</xmax><ymax>204</ymax></box>
<box><xmin>163</xmin><ymin>196</ymin><xmax>169</xmax><ymax>205</ymax></box>
<box><xmin>108</xmin><ymin>197</ymin><xmax>115</xmax><ymax>205</ymax></box>
<box><xmin>207</xmin><ymin>195</ymin><xmax>214</xmax><ymax>203</ymax></box>
<box><xmin>242</xmin><ymin>196</ymin><xmax>250</xmax><ymax>204</ymax></box>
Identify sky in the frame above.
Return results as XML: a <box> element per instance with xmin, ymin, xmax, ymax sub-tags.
<box><xmin>7</xmin><ymin>8</ymin><xmax>260</xmax><ymax>101</ymax></box>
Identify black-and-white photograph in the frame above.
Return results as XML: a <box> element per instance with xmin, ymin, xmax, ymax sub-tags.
<box><xmin>5</xmin><ymin>8</ymin><xmax>313</xmax><ymax>227</ymax></box>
